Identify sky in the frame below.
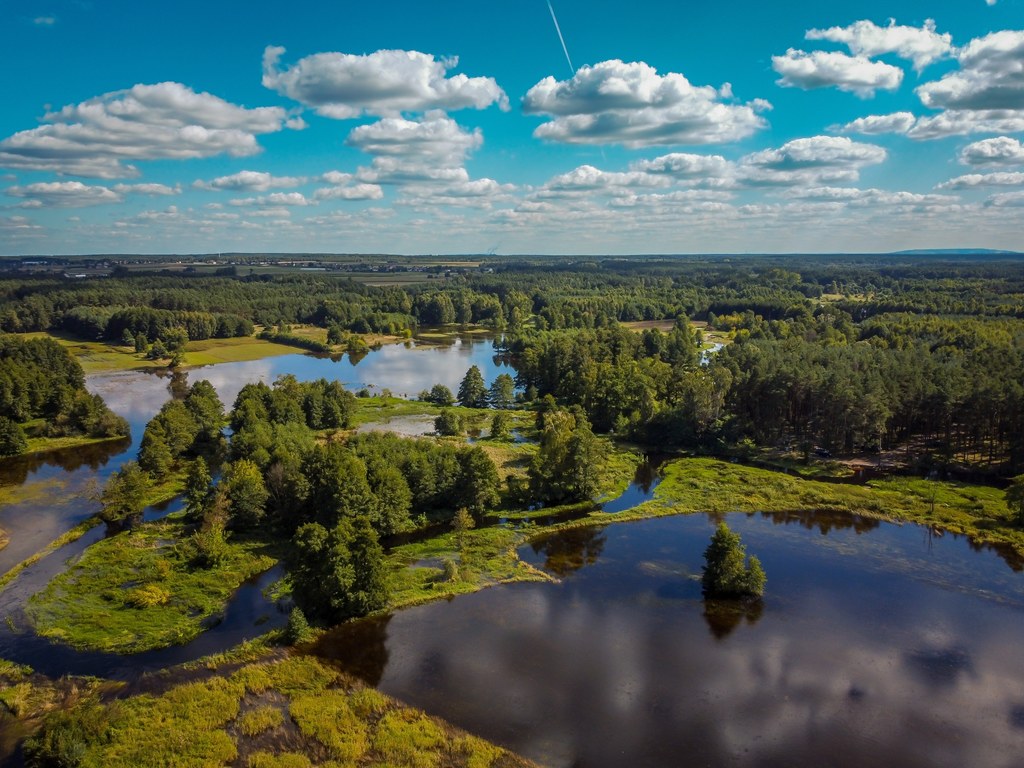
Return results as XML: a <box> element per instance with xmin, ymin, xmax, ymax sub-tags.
<box><xmin>1</xmin><ymin>0</ymin><xmax>1023</xmax><ymax>256</ymax></box>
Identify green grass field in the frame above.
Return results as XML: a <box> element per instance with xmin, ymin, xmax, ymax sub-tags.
<box><xmin>18</xmin><ymin>332</ymin><xmax>300</xmax><ymax>374</ymax></box>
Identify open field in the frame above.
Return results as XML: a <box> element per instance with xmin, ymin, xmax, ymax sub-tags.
<box><xmin>19</xmin><ymin>332</ymin><xmax>299</xmax><ymax>374</ymax></box>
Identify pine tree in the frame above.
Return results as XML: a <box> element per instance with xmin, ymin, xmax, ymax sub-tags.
<box><xmin>457</xmin><ymin>365</ymin><xmax>488</xmax><ymax>408</ymax></box>
<box><xmin>701</xmin><ymin>522</ymin><xmax>766</xmax><ymax>598</ymax></box>
<box><xmin>185</xmin><ymin>457</ymin><xmax>213</xmax><ymax>521</ymax></box>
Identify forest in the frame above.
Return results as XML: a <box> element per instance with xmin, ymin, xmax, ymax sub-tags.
<box><xmin>2</xmin><ymin>255</ymin><xmax>1022</xmax><ymax>472</ymax></box>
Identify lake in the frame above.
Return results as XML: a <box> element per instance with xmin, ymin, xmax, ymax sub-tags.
<box><xmin>313</xmin><ymin>511</ymin><xmax>1024</xmax><ymax>768</ymax></box>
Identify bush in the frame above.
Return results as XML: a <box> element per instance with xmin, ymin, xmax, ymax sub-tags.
<box><xmin>284</xmin><ymin>607</ymin><xmax>314</xmax><ymax>645</ymax></box>
<box><xmin>125</xmin><ymin>584</ymin><xmax>171</xmax><ymax>608</ymax></box>
<box><xmin>434</xmin><ymin>408</ymin><xmax>463</xmax><ymax>437</ymax></box>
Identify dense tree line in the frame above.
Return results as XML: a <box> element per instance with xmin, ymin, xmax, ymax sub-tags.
<box><xmin>501</xmin><ymin>305</ymin><xmax>1023</xmax><ymax>472</ymax></box>
<box><xmin>0</xmin><ymin>335</ymin><xmax>128</xmax><ymax>455</ymax></box>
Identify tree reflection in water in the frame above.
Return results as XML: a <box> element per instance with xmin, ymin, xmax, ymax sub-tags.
<box><xmin>529</xmin><ymin>526</ymin><xmax>607</xmax><ymax>577</ymax></box>
<box><xmin>702</xmin><ymin>598</ymin><xmax>764</xmax><ymax>640</ymax></box>
<box><xmin>312</xmin><ymin>614</ymin><xmax>392</xmax><ymax>686</ymax></box>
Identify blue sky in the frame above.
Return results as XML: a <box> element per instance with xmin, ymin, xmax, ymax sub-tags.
<box><xmin>2</xmin><ymin>0</ymin><xmax>1023</xmax><ymax>255</ymax></box>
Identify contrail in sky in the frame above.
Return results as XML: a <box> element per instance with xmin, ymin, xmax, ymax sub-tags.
<box><xmin>547</xmin><ymin>0</ymin><xmax>575</xmax><ymax>75</ymax></box>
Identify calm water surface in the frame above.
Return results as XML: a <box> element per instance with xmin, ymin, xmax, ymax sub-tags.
<box><xmin>315</xmin><ymin>511</ymin><xmax>1024</xmax><ymax>768</ymax></box>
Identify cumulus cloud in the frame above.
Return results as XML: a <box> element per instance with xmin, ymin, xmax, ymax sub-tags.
<box><xmin>6</xmin><ymin>180</ymin><xmax>121</xmax><ymax>208</ymax></box>
<box><xmin>111</xmin><ymin>183</ymin><xmax>179</xmax><ymax>196</ymax></box>
<box><xmin>630</xmin><ymin>152</ymin><xmax>732</xmax><ymax>180</ymax></box>
<box><xmin>836</xmin><ymin>112</ymin><xmax>917</xmax><ymax>135</ymax></box>
<box><xmin>539</xmin><ymin>165</ymin><xmax>670</xmax><ymax>195</ymax></box>
<box><xmin>936</xmin><ymin>171</ymin><xmax>1024</xmax><ymax>189</ymax></box>
<box><xmin>523</xmin><ymin>60</ymin><xmax>769</xmax><ymax>147</ymax></box>
<box><xmin>739</xmin><ymin>136</ymin><xmax>887</xmax><ymax>186</ymax></box>
<box><xmin>356</xmin><ymin>160</ymin><xmax>470</xmax><ymax>185</ymax></box>
<box><xmin>908</xmin><ymin>110</ymin><xmax>1024</xmax><ymax>139</ymax></box>
<box><xmin>0</xmin><ymin>82</ymin><xmax>292</xmax><ymax>178</ymax></box>
<box><xmin>806</xmin><ymin>19</ymin><xmax>953</xmax><ymax>70</ymax></box>
<box><xmin>985</xmin><ymin>190</ymin><xmax>1024</xmax><ymax>206</ymax></box>
<box><xmin>960</xmin><ymin>136</ymin><xmax>1024</xmax><ymax>165</ymax></box>
<box><xmin>194</xmin><ymin>170</ymin><xmax>305</xmax><ymax>192</ymax></box>
<box><xmin>773</xmin><ymin>50</ymin><xmax>903</xmax><ymax>96</ymax></box>
<box><xmin>917</xmin><ymin>30</ymin><xmax>1024</xmax><ymax>110</ymax></box>
<box><xmin>838</xmin><ymin>110</ymin><xmax>1024</xmax><ymax>140</ymax></box>
<box><xmin>229</xmin><ymin>192</ymin><xmax>313</xmax><ymax>207</ymax></box>
<box><xmin>262</xmin><ymin>46</ymin><xmax>508</xmax><ymax>118</ymax></box>
<box><xmin>396</xmin><ymin>178</ymin><xmax>516</xmax><ymax>208</ymax></box>
<box><xmin>783</xmin><ymin>186</ymin><xmax>958</xmax><ymax>207</ymax></box>
<box><xmin>312</xmin><ymin>184</ymin><xmax>384</xmax><ymax>201</ymax></box>
<box><xmin>33</xmin><ymin>16</ymin><xmax>56</xmax><ymax>25</ymax></box>
<box><xmin>345</xmin><ymin>113</ymin><xmax>489</xmax><ymax>189</ymax></box>
<box><xmin>346</xmin><ymin>113</ymin><xmax>481</xmax><ymax>164</ymax></box>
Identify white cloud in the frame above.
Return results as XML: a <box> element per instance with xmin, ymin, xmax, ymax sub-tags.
<box><xmin>345</xmin><ymin>113</ymin><xmax>490</xmax><ymax>189</ymax></box>
<box><xmin>0</xmin><ymin>215</ymin><xmax>42</xmax><ymax>233</ymax></box>
<box><xmin>195</xmin><ymin>170</ymin><xmax>305</xmax><ymax>192</ymax></box>
<box><xmin>0</xmin><ymin>82</ymin><xmax>291</xmax><ymax>178</ymax></box>
<box><xmin>784</xmin><ymin>186</ymin><xmax>958</xmax><ymax>207</ymax></box>
<box><xmin>917</xmin><ymin>30</ymin><xmax>1024</xmax><ymax>110</ymax></box>
<box><xmin>772</xmin><ymin>50</ymin><xmax>903</xmax><ymax>97</ymax></box>
<box><xmin>630</xmin><ymin>153</ymin><xmax>732</xmax><ymax>181</ymax></box>
<box><xmin>313</xmin><ymin>184</ymin><xmax>384</xmax><ymax>201</ymax></box>
<box><xmin>345</xmin><ymin>113</ymin><xmax>481</xmax><ymax>164</ymax></box>
<box><xmin>936</xmin><ymin>171</ymin><xmax>1024</xmax><ymax>189</ymax></box>
<box><xmin>836</xmin><ymin>112</ymin><xmax>917</xmax><ymax>135</ymax></box>
<box><xmin>540</xmin><ymin>165</ymin><xmax>669</xmax><ymax>195</ymax></box>
<box><xmin>986</xmin><ymin>190</ymin><xmax>1024</xmax><ymax>206</ymax></box>
<box><xmin>33</xmin><ymin>16</ymin><xmax>56</xmax><ymax>25</ymax></box>
<box><xmin>229</xmin><ymin>192</ymin><xmax>313</xmax><ymax>207</ymax></box>
<box><xmin>396</xmin><ymin>179</ymin><xmax>516</xmax><ymax>208</ymax></box>
<box><xmin>738</xmin><ymin>136</ymin><xmax>887</xmax><ymax>186</ymax></box>
<box><xmin>356</xmin><ymin>160</ymin><xmax>470</xmax><ymax>185</ymax></box>
<box><xmin>111</xmin><ymin>183</ymin><xmax>179</xmax><ymax>196</ymax></box>
<box><xmin>6</xmin><ymin>180</ymin><xmax>119</xmax><ymax>208</ymax></box>
<box><xmin>522</xmin><ymin>60</ymin><xmax>769</xmax><ymax>147</ymax></box>
<box><xmin>907</xmin><ymin>110</ymin><xmax>1024</xmax><ymax>139</ymax></box>
<box><xmin>262</xmin><ymin>46</ymin><xmax>508</xmax><ymax>118</ymax></box>
<box><xmin>806</xmin><ymin>19</ymin><xmax>952</xmax><ymax>70</ymax></box>
<box><xmin>960</xmin><ymin>136</ymin><xmax>1024</xmax><ymax>165</ymax></box>
<box><xmin>838</xmin><ymin>110</ymin><xmax>1024</xmax><ymax>140</ymax></box>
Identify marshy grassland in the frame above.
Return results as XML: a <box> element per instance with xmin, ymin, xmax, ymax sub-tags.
<box><xmin>25</xmin><ymin>515</ymin><xmax>277</xmax><ymax>654</ymax></box>
<box><xmin>20</xmin><ymin>655</ymin><xmax>536</xmax><ymax>768</ymax></box>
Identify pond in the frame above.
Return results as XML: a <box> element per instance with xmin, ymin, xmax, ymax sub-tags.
<box><xmin>313</xmin><ymin>511</ymin><xmax>1024</xmax><ymax>768</ymax></box>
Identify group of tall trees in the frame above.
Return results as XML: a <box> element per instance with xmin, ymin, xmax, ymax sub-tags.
<box><xmin>0</xmin><ymin>335</ymin><xmax>128</xmax><ymax>455</ymax></box>
<box><xmin>129</xmin><ymin>373</ymin><xmax>506</xmax><ymax>626</ymax></box>
<box><xmin>500</xmin><ymin>306</ymin><xmax>1023</xmax><ymax>472</ymax></box>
